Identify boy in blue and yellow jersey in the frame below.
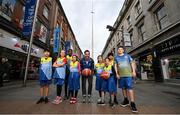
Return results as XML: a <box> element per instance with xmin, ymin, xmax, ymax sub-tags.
<box><xmin>108</xmin><ymin>52</ymin><xmax>118</xmax><ymax>105</ymax></box>
<box><xmin>98</xmin><ymin>58</ymin><xmax>116</xmax><ymax>107</ymax></box>
<box><xmin>95</xmin><ymin>55</ymin><xmax>104</xmax><ymax>103</ymax></box>
<box><xmin>37</xmin><ymin>50</ymin><xmax>52</xmax><ymax>104</ymax></box>
<box><xmin>64</xmin><ymin>49</ymin><xmax>73</xmax><ymax>100</ymax></box>
<box><xmin>68</xmin><ymin>54</ymin><xmax>81</xmax><ymax>104</ymax></box>
<box><xmin>52</xmin><ymin>50</ymin><xmax>67</xmax><ymax>105</ymax></box>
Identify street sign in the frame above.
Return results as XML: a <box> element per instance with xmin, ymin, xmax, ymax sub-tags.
<box><xmin>123</xmin><ymin>32</ymin><xmax>132</xmax><ymax>47</ymax></box>
<box><xmin>53</xmin><ymin>27</ymin><xmax>60</xmax><ymax>53</ymax></box>
<box><xmin>22</xmin><ymin>0</ymin><xmax>37</xmax><ymax>36</ymax></box>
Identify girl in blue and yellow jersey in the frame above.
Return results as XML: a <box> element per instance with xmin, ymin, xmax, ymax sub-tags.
<box><xmin>68</xmin><ymin>54</ymin><xmax>81</xmax><ymax>104</ymax></box>
<box><xmin>52</xmin><ymin>50</ymin><xmax>67</xmax><ymax>105</ymax></box>
<box><xmin>108</xmin><ymin>52</ymin><xmax>118</xmax><ymax>105</ymax></box>
<box><xmin>99</xmin><ymin>57</ymin><xmax>116</xmax><ymax>107</ymax></box>
<box><xmin>95</xmin><ymin>55</ymin><xmax>105</xmax><ymax>103</ymax></box>
<box><xmin>37</xmin><ymin>50</ymin><xmax>52</xmax><ymax>104</ymax></box>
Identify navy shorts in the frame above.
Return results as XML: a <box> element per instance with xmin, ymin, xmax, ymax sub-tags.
<box><xmin>119</xmin><ymin>77</ymin><xmax>134</xmax><ymax>89</ymax></box>
<box><xmin>40</xmin><ymin>80</ymin><xmax>52</xmax><ymax>86</ymax></box>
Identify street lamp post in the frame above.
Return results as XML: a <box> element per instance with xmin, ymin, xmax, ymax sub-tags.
<box><xmin>106</xmin><ymin>25</ymin><xmax>125</xmax><ymax>54</ymax></box>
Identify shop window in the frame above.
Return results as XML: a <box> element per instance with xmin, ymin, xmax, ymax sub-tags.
<box><xmin>168</xmin><ymin>58</ymin><xmax>180</xmax><ymax>79</ymax></box>
<box><xmin>0</xmin><ymin>0</ymin><xmax>16</xmax><ymax>21</ymax></box>
<box><xmin>154</xmin><ymin>4</ymin><xmax>170</xmax><ymax>30</ymax></box>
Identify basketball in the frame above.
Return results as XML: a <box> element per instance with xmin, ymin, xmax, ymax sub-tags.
<box><xmin>100</xmin><ymin>71</ymin><xmax>110</xmax><ymax>80</ymax></box>
<box><xmin>82</xmin><ymin>68</ymin><xmax>92</xmax><ymax>76</ymax></box>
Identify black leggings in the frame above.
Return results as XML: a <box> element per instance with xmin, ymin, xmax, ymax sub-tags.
<box><xmin>70</xmin><ymin>90</ymin><xmax>78</xmax><ymax>98</ymax></box>
<box><xmin>57</xmin><ymin>85</ymin><xmax>62</xmax><ymax>96</ymax></box>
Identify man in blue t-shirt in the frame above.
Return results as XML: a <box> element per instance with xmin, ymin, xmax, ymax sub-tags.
<box><xmin>114</xmin><ymin>47</ymin><xmax>138</xmax><ymax>113</ymax></box>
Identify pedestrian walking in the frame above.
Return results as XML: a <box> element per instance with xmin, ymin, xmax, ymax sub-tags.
<box><xmin>0</xmin><ymin>57</ymin><xmax>11</xmax><ymax>87</ymax></box>
<box><xmin>80</xmin><ymin>50</ymin><xmax>94</xmax><ymax>103</ymax></box>
<box><xmin>52</xmin><ymin>50</ymin><xmax>67</xmax><ymax>105</ymax></box>
<box><xmin>68</xmin><ymin>54</ymin><xmax>81</xmax><ymax>104</ymax></box>
<box><xmin>114</xmin><ymin>46</ymin><xmax>138</xmax><ymax>113</ymax></box>
<box><xmin>36</xmin><ymin>50</ymin><xmax>52</xmax><ymax>104</ymax></box>
<box><xmin>95</xmin><ymin>55</ymin><xmax>104</xmax><ymax>103</ymax></box>
<box><xmin>64</xmin><ymin>49</ymin><xmax>73</xmax><ymax>100</ymax></box>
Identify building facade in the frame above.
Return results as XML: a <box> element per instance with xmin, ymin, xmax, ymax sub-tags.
<box><xmin>102</xmin><ymin>0</ymin><xmax>180</xmax><ymax>82</ymax></box>
<box><xmin>0</xmin><ymin>0</ymin><xmax>82</xmax><ymax>80</ymax></box>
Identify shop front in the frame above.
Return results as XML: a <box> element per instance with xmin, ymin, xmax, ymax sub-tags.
<box><xmin>155</xmin><ymin>35</ymin><xmax>180</xmax><ymax>82</ymax></box>
<box><xmin>0</xmin><ymin>29</ymin><xmax>44</xmax><ymax>81</ymax></box>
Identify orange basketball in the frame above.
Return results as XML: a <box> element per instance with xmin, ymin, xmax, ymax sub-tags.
<box><xmin>82</xmin><ymin>69</ymin><xmax>92</xmax><ymax>76</ymax></box>
<box><xmin>100</xmin><ymin>71</ymin><xmax>110</xmax><ymax>80</ymax></box>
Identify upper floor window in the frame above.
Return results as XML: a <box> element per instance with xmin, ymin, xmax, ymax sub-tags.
<box><xmin>43</xmin><ymin>5</ymin><xmax>49</xmax><ymax>19</ymax></box>
<box><xmin>0</xmin><ymin>0</ymin><xmax>16</xmax><ymax>21</ymax></box>
<box><xmin>154</xmin><ymin>4</ymin><xmax>169</xmax><ymax>30</ymax></box>
<box><xmin>135</xmin><ymin>1</ymin><xmax>142</xmax><ymax>17</ymax></box>
<box><xmin>127</xmin><ymin>15</ymin><xmax>131</xmax><ymax>26</ymax></box>
<box><xmin>138</xmin><ymin>23</ymin><xmax>147</xmax><ymax>42</ymax></box>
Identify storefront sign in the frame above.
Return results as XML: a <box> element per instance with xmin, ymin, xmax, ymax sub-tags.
<box><xmin>0</xmin><ymin>29</ymin><xmax>43</xmax><ymax>57</ymax></box>
<box><xmin>22</xmin><ymin>0</ymin><xmax>37</xmax><ymax>36</ymax></box>
<box><xmin>156</xmin><ymin>37</ymin><xmax>180</xmax><ymax>55</ymax></box>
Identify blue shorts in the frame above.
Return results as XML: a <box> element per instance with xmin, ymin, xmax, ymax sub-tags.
<box><xmin>68</xmin><ymin>72</ymin><xmax>80</xmax><ymax>91</ymax></box>
<box><xmin>54</xmin><ymin>78</ymin><xmax>64</xmax><ymax>86</ymax></box>
<box><xmin>95</xmin><ymin>74</ymin><xmax>103</xmax><ymax>91</ymax></box>
<box><xmin>39</xmin><ymin>80</ymin><xmax>52</xmax><ymax>86</ymax></box>
<box><xmin>107</xmin><ymin>76</ymin><xmax>116</xmax><ymax>94</ymax></box>
<box><xmin>119</xmin><ymin>77</ymin><xmax>134</xmax><ymax>89</ymax></box>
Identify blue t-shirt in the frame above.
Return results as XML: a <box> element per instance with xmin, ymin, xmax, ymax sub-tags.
<box><xmin>114</xmin><ymin>54</ymin><xmax>133</xmax><ymax>77</ymax></box>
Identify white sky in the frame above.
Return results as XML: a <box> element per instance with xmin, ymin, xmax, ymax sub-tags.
<box><xmin>61</xmin><ymin>0</ymin><xmax>125</xmax><ymax>62</ymax></box>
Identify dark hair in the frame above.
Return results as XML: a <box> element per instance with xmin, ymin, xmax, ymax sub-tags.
<box><xmin>97</xmin><ymin>55</ymin><xmax>103</xmax><ymax>63</ymax></box>
<box><xmin>105</xmin><ymin>57</ymin><xmax>110</xmax><ymax>61</ymax></box>
<box><xmin>84</xmin><ymin>50</ymin><xmax>90</xmax><ymax>54</ymax></box>
<box><xmin>118</xmin><ymin>46</ymin><xmax>124</xmax><ymax>49</ymax></box>
<box><xmin>44</xmin><ymin>50</ymin><xmax>49</xmax><ymax>52</ymax></box>
<box><xmin>68</xmin><ymin>49</ymin><xmax>73</xmax><ymax>51</ymax></box>
<box><xmin>108</xmin><ymin>52</ymin><xmax>114</xmax><ymax>57</ymax></box>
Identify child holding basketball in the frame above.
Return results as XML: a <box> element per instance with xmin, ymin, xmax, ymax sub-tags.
<box><xmin>99</xmin><ymin>57</ymin><xmax>116</xmax><ymax>108</ymax></box>
<box><xmin>95</xmin><ymin>55</ymin><xmax>104</xmax><ymax>103</ymax></box>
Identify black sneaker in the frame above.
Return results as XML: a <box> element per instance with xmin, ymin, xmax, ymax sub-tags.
<box><xmin>120</xmin><ymin>98</ymin><xmax>129</xmax><ymax>107</ymax></box>
<box><xmin>44</xmin><ymin>97</ymin><xmax>49</xmax><ymax>104</ymax></box>
<box><xmin>97</xmin><ymin>101</ymin><xmax>106</xmax><ymax>106</ymax></box>
<box><xmin>36</xmin><ymin>97</ymin><xmax>44</xmax><ymax>104</ymax></box>
<box><xmin>130</xmin><ymin>102</ymin><xmax>138</xmax><ymax>113</ymax></box>
<box><xmin>64</xmin><ymin>96</ymin><xmax>69</xmax><ymax>100</ymax></box>
<box><xmin>109</xmin><ymin>102</ymin><xmax>115</xmax><ymax>108</ymax></box>
<box><xmin>114</xmin><ymin>98</ymin><xmax>119</xmax><ymax>105</ymax></box>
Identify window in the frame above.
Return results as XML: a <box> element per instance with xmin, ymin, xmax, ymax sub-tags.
<box><xmin>149</xmin><ymin>0</ymin><xmax>152</xmax><ymax>3</ymax></box>
<box><xmin>154</xmin><ymin>4</ymin><xmax>169</xmax><ymax>30</ymax></box>
<box><xmin>34</xmin><ymin>19</ymin><xmax>47</xmax><ymax>43</ymax></box>
<box><xmin>129</xmin><ymin>30</ymin><xmax>133</xmax><ymax>47</ymax></box>
<box><xmin>135</xmin><ymin>1</ymin><xmax>142</xmax><ymax>17</ymax></box>
<box><xmin>0</xmin><ymin>0</ymin><xmax>16</xmax><ymax>21</ymax></box>
<box><xmin>127</xmin><ymin>15</ymin><xmax>131</xmax><ymax>26</ymax></box>
<box><xmin>43</xmin><ymin>5</ymin><xmax>49</xmax><ymax>19</ymax></box>
<box><xmin>138</xmin><ymin>23</ymin><xmax>146</xmax><ymax>42</ymax></box>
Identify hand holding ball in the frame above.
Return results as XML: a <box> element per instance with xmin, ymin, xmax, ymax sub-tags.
<box><xmin>82</xmin><ymin>69</ymin><xmax>92</xmax><ymax>77</ymax></box>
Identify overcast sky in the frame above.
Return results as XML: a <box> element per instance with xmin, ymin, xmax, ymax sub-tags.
<box><xmin>61</xmin><ymin>0</ymin><xmax>124</xmax><ymax>62</ymax></box>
